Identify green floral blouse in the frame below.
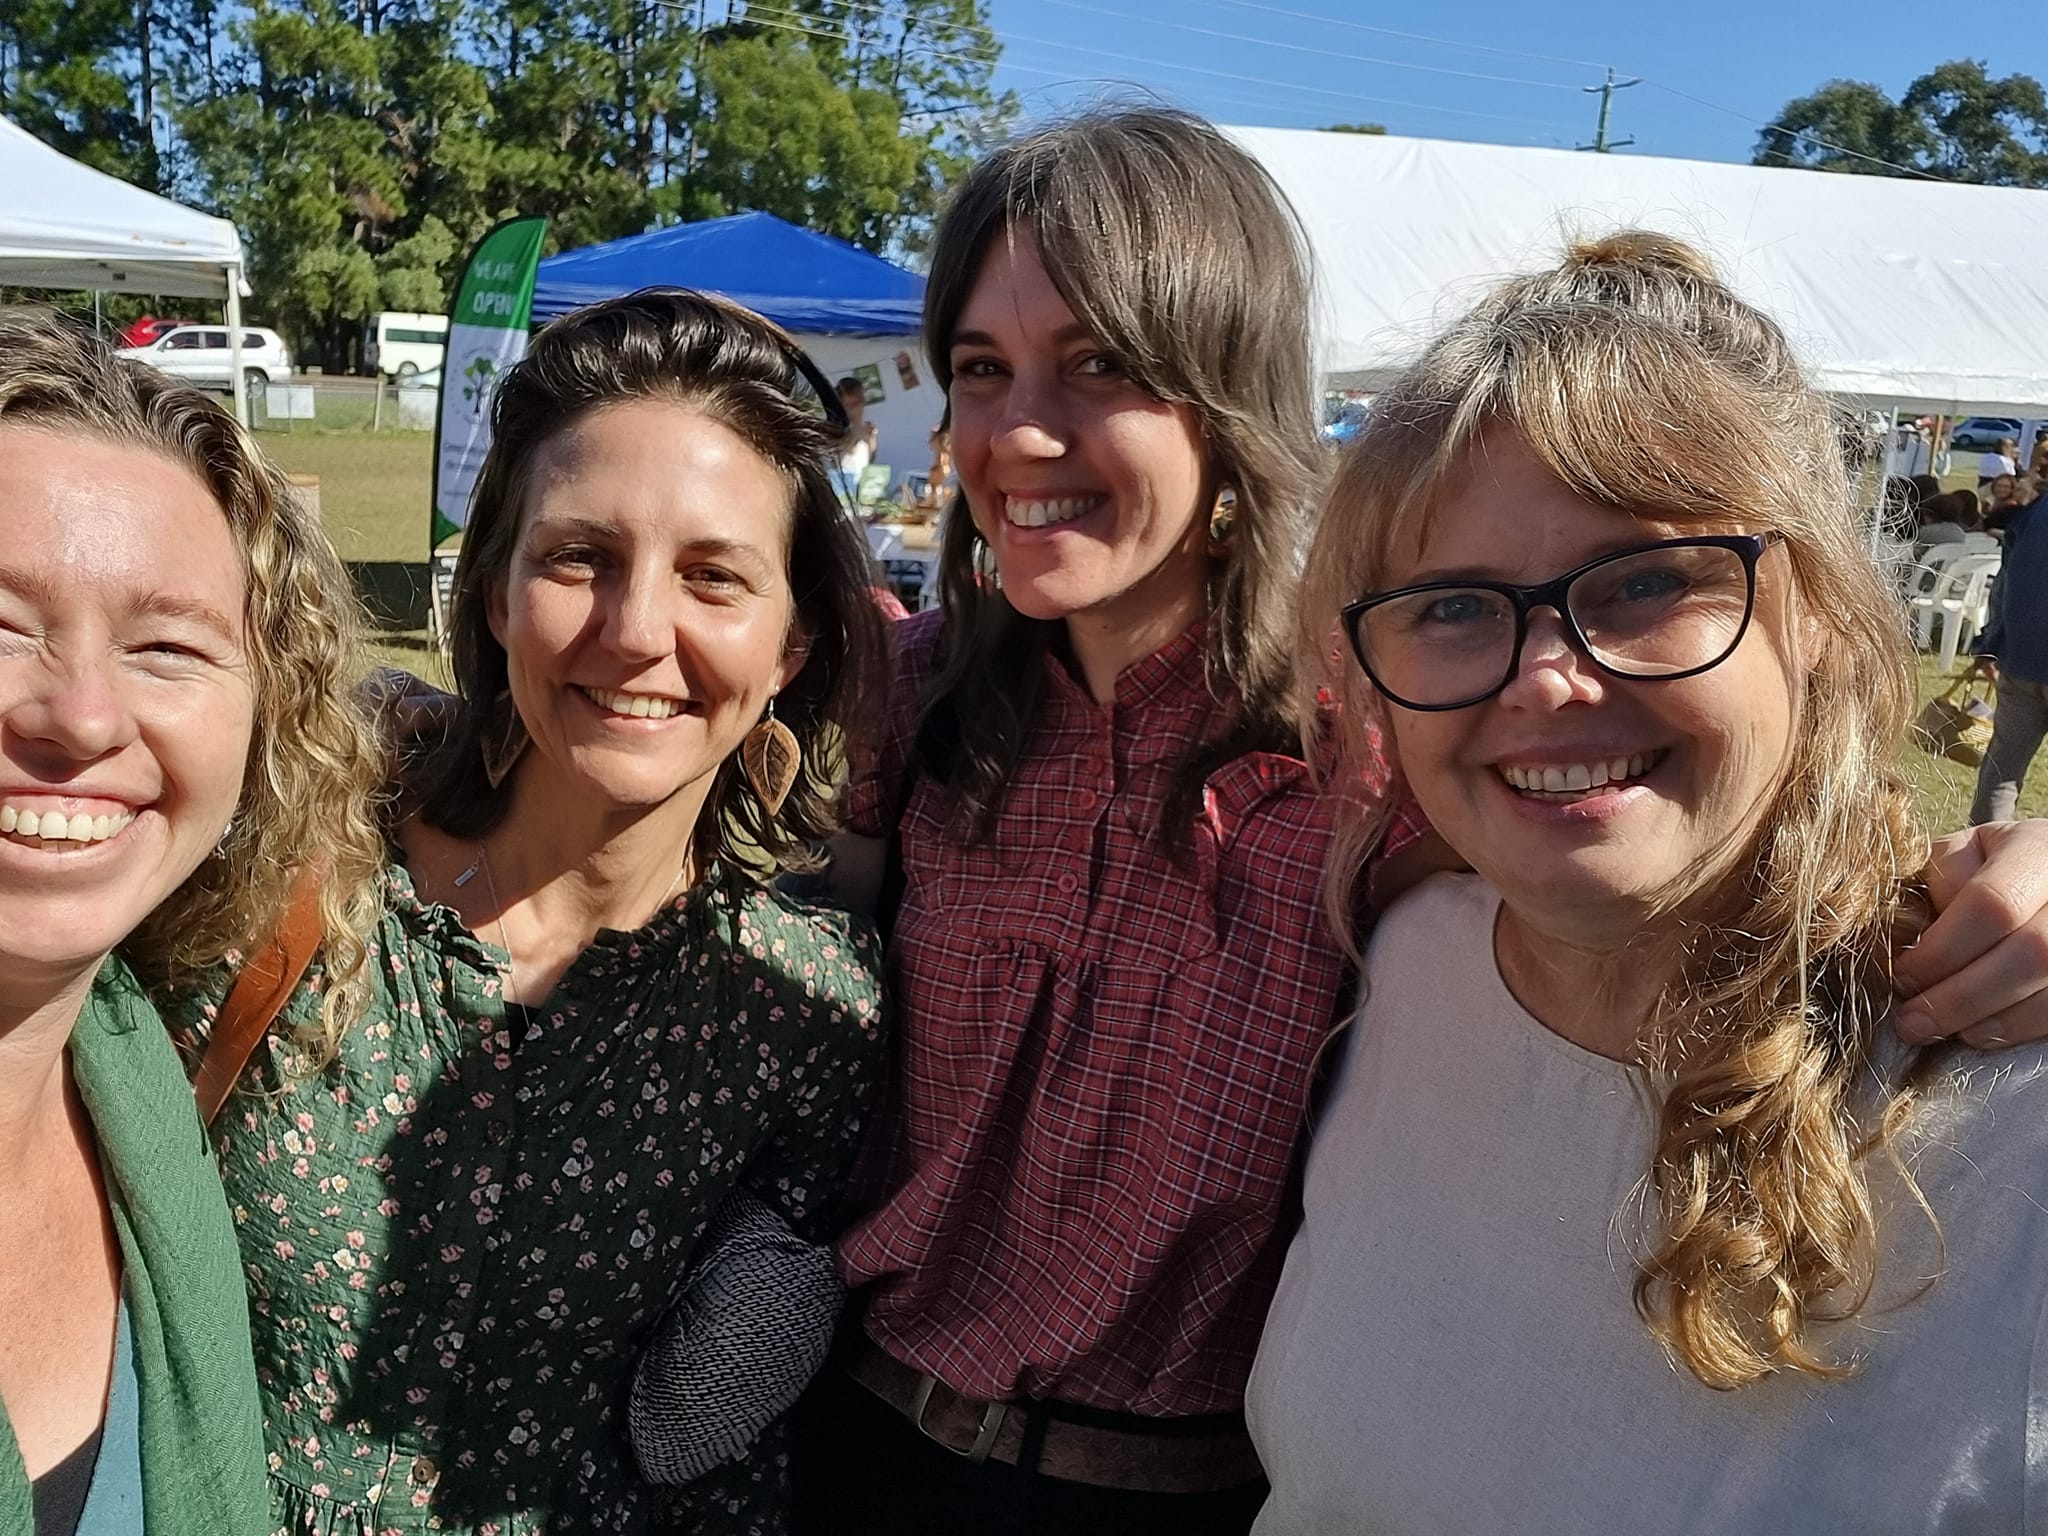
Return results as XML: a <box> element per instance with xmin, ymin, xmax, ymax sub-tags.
<box><xmin>187</xmin><ymin>860</ymin><xmax>884</xmax><ymax>1535</ymax></box>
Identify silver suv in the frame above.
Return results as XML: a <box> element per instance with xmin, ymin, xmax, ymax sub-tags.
<box><xmin>117</xmin><ymin>324</ymin><xmax>292</xmax><ymax>394</ymax></box>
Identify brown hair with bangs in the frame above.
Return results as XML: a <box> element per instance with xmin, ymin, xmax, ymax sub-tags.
<box><xmin>413</xmin><ymin>288</ymin><xmax>887</xmax><ymax>878</ymax></box>
<box><xmin>915</xmin><ymin>106</ymin><xmax>1322</xmax><ymax>838</ymax></box>
<box><xmin>1299</xmin><ymin>231</ymin><xmax>1937</xmax><ymax>1390</ymax></box>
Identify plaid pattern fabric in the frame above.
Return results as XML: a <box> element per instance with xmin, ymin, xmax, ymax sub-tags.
<box><xmin>838</xmin><ymin>611</ymin><xmax>1425</xmax><ymax>1415</ymax></box>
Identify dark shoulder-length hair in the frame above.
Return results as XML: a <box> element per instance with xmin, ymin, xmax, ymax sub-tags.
<box><xmin>414</xmin><ymin>288</ymin><xmax>887</xmax><ymax>878</ymax></box>
<box><xmin>916</xmin><ymin>106</ymin><xmax>1323</xmax><ymax>841</ymax></box>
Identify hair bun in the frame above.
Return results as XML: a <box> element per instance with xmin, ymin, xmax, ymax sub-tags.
<box><xmin>1562</xmin><ymin>230</ymin><xmax>1718</xmax><ymax>285</ymax></box>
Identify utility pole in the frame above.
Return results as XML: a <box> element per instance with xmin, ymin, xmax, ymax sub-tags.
<box><xmin>1579</xmin><ymin>66</ymin><xmax>1640</xmax><ymax>152</ymax></box>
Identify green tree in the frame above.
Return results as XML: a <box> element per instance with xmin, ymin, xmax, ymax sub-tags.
<box><xmin>1756</xmin><ymin>60</ymin><xmax>2048</xmax><ymax>186</ymax></box>
<box><xmin>1325</xmin><ymin>122</ymin><xmax>1386</xmax><ymax>135</ymax></box>
<box><xmin>679</xmin><ymin>31</ymin><xmax>922</xmax><ymax>249</ymax></box>
<box><xmin>0</xmin><ymin>0</ymin><xmax>159</xmax><ymax>182</ymax></box>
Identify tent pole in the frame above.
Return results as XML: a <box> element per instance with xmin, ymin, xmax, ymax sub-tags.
<box><xmin>226</xmin><ymin>264</ymin><xmax>248</xmax><ymax>427</ymax></box>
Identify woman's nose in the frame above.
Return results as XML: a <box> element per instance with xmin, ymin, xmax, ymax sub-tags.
<box><xmin>6</xmin><ymin>655</ymin><xmax>140</xmax><ymax>763</ymax></box>
<box><xmin>601</xmin><ymin>571</ymin><xmax>674</xmax><ymax>661</ymax></box>
<box><xmin>1497</xmin><ymin>607</ymin><xmax>1605</xmax><ymax>710</ymax></box>
<box><xmin>990</xmin><ymin>375</ymin><xmax>1067</xmax><ymax>462</ymax></box>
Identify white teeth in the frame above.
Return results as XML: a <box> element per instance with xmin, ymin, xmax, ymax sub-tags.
<box><xmin>0</xmin><ymin>803</ymin><xmax>136</xmax><ymax>844</ymax></box>
<box><xmin>584</xmin><ymin>687</ymin><xmax>681</xmax><ymax>720</ymax></box>
<box><xmin>1005</xmin><ymin>496</ymin><xmax>1096</xmax><ymax>529</ymax></box>
<box><xmin>1501</xmin><ymin>753</ymin><xmax>1658</xmax><ymax>796</ymax></box>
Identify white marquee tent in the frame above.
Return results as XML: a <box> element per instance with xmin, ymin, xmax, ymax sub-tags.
<box><xmin>0</xmin><ymin>115</ymin><xmax>253</xmax><ymax>420</ymax></box>
<box><xmin>1226</xmin><ymin>126</ymin><xmax>2048</xmax><ymax>417</ymax></box>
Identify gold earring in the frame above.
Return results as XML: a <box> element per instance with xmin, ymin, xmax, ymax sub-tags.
<box><xmin>741</xmin><ymin>697</ymin><xmax>801</xmax><ymax>816</ymax></box>
<box><xmin>1209</xmin><ymin>487</ymin><xmax>1237</xmax><ymax>547</ymax></box>
<box><xmin>482</xmin><ymin>689</ymin><xmax>529</xmax><ymax>789</ymax></box>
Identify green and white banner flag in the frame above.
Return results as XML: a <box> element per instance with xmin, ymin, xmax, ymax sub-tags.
<box><xmin>431</xmin><ymin>216</ymin><xmax>547</xmax><ymax>546</ymax></box>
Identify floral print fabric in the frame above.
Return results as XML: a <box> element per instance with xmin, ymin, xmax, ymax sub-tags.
<box><xmin>189</xmin><ymin>862</ymin><xmax>884</xmax><ymax>1535</ymax></box>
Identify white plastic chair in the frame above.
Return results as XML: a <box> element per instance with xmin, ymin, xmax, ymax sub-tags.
<box><xmin>1901</xmin><ymin>542</ymin><xmax>1971</xmax><ymax>607</ymax></box>
<box><xmin>1919</xmin><ymin>552</ymin><xmax>2001</xmax><ymax>670</ymax></box>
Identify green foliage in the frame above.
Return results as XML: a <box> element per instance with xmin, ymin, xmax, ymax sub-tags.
<box><xmin>1325</xmin><ymin>122</ymin><xmax>1387</xmax><ymax>135</ymax></box>
<box><xmin>1756</xmin><ymin>60</ymin><xmax>2048</xmax><ymax>187</ymax></box>
<box><xmin>10</xmin><ymin>0</ymin><xmax>1005</xmax><ymax>367</ymax></box>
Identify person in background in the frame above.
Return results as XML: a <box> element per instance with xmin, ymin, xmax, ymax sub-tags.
<box><xmin>0</xmin><ymin>312</ymin><xmax>380</xmax><ymax>1536</ymax></box>
<box><xmin>2029</xmin><ymin>436</ymin><xmax>2048</xmax><ymax>480</ymax></box>
<box><xmin>1256</xmin><ymin>229</ymin><xmax>2048</xmax><ymax>1535</ymax></box>
<box><xmin>1986</xmin><ymin>472</ymin><xmax>2020</xmax><ymax>511</ymax></box>
<box><xmin>897</xmin><ymin>425</ymin><xmax>955</xmax><ymax>516</ymax></box>
<box><xmin>1980</xmin><ymin>435</ymin><xmax>2019</xmax><ymax>486</ymax></box>
<box><xmin>836</xmin><ymin>376</ymin><xmax>881</xmax><ymax>480</ymax></box>
<box><xmin>1972</xmin><ymin>473</ymin><xmax>2048</xmax><ymax>823</ymax></box>
<box><xmin>1913</xmin><ymin>487</ymin><xmax>1978</xmax><ymax>556</ymax></box>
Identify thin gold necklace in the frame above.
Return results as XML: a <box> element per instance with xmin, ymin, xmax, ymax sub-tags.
<box><xmin>452</xmin><ymin>842</ymin><xmax>691</xmax><ymax>998</ymax></box>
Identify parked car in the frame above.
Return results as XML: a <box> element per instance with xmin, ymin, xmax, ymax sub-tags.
<box><xmin>117</xmin><ymin>314</ymin><xmax>197</xmax><ymax>349</ymax></box>
<box><xmin>116</xmin><ymin>325</ymin><xmax>292</xmax><ymax>395</ymax></box>
<box><xmin>365</xmin><ymin>311</ymin><xmax>447</xmax><ymax>379</ymax></box>
<box><xmin>1949</xmin><ymin>416</ymin><xmax>2025</xmax><ymax>452</ymax></box>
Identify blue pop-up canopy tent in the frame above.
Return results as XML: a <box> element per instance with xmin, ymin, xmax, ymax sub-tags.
<box><xmin>530</xmin><ymin>210</ymin><xmax>924</xmax><ymax>333</ymax></box>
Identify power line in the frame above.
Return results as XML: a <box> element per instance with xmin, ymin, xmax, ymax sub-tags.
<box><xmin>1185</xmin><ymin>0</ymin><xmax>1610</xmax><ymax>72</ymax></box>
<box><xmin>739</xmin><ymin>0</ymin><xmax>1582</xmax><ymax>133</ymax></box>
<box><xmin>1031</xmin><ymin>0</ymin><xmax>1584</xmax><ymax>92</ymax></box>
<box><xmin>1639</xmin><ymin>78</ymin><xmax>1948</xmax><ymax>182</ymax></box>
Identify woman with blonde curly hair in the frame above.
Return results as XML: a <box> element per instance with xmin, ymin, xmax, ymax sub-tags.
<box><xmin>1248</xmin><ymin>231</ymin><xmax>2048</xmax><ymax>1531</ymax></box>
<box><xmin>0</xmin><ymin>311</ymin><xmax>380</xmax><ymax>1535</ymax></box>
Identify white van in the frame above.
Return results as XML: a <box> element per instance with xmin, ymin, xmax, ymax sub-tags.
<box><xmin>366</xmin><ymin>312</ymin><xmax>447</xmax><ymax>379</ymax></box>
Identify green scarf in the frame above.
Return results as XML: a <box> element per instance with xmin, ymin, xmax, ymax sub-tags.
<box><xmin>0</xmin><ymin>956</ymin><xmax>268</xmax><ymax>1536</ymax></box>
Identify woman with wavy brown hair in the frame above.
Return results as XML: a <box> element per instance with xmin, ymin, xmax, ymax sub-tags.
<box><xmin>1249</xmin><ymin>231</ymin><xmax>2048</xmax><ymax>1532</ymax></box>
<box><xmin>0</xmin><ymin>311</ymin><xmax>380</xmax><ymax>1535</ymax></box>
<box><xmin>188</xmin><ymin>288</ymin><xmax>892</xmax><ymax>1535</ymax></box>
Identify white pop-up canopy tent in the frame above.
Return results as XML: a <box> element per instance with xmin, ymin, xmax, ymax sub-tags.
<box><xmin>0</xmin><ymin>115</ymin><xmax>253</xmax><ymax>420</ymax></box>
<box><xmin>1225</xmin><ymin>126</ymin><xmax>2048</xmax><ymax>417</ymax></box>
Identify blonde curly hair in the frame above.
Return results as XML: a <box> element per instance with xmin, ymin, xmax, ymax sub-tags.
<box><xmin>1299</xmin><ymin>231</ymin><xmax>1935</xmax><ymax>1390</ymax></box>
<box><xmin>0</xmin><ymin>310</ymin><xmax>385</xmax><ymax>1049</ymax></box>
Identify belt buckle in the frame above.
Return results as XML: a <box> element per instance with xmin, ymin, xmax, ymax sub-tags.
<box><xmin>909</xmin><ymin>1373</ymin><xmax>1008</xmax><ymax>1464</ymax></box>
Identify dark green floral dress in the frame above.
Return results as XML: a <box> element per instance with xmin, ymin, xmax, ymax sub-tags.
<box><xmin>186</xmin><ymin>860</ymin><xmax>884</xmax><ymax>1535</ymax></box>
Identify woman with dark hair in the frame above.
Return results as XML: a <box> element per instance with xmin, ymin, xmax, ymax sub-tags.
<box><xmin>798</xmin><ymin>107</ymin><xmax>2048</xmax><ymax>1536</ymax></box>
<box><xmin>190</xmin><ymin>289</ymin><xmax>892</xmax><ymax>1534</ymax></box>
<box><xmin>0</xmin><ymin>312</ymin><xmax>382</xmax><ymax>1535</ymax></box>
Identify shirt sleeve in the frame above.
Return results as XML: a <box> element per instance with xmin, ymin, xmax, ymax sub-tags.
<box><xmin>735</xmin><ymin>909</ymin><xmax>889</xmax><ymax>1245</ymax></box>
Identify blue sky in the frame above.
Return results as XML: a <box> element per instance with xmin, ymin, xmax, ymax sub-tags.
<box><xmin>980</xmin><ymin>0</ymin><xmax>2042</xmax><ymax>163</ymax></box>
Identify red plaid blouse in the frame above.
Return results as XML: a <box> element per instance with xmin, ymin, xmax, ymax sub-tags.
<box><xmin>837</xmin><ymin>611</ymin><xmax>1423</xmax><ymax>1416</ymax></box>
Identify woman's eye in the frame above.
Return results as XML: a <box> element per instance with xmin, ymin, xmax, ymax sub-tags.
<box><xmin>952</xmin><ymin>356</ymin><xmax>1003</xmax><ymax>379</ymax></box>
<box><xmin>544</xmin><ymin>546</ymin><xmax>598</xmax><ymax>572</ymax></box>
<box><xmin>1419</xmin><ymin>593</ymin><xmax>1491</xmax><ymax>626</ymax></box>
<box><xmin>687</xmin><ymin>566</ymin><xmax>744</xmax><ymax>590</ymax></box>
<box><xmin>1075</xmin><ymin>353</ymin><xmax>1124</xmax><ymax>378</ymax></box>
<box><xmin>131</xmin><ymin>639</ymin><xmax>208</xmax><ymax>666</ymax></box>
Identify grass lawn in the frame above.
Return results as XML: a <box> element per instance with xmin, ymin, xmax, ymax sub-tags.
<box><xmin>261</xmin><ymin>428</ymin><xmax>435</xmax><ymax>563</ymax></box>
<box><xmin>1902</xmin><ymin>657</ymin><xmax>2041</xmax><ymax>834</ymax></box>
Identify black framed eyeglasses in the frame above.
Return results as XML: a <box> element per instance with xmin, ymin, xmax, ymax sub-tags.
<box><xmin>1340</xmin><ymin>534</ymin><xmax>1781</xmax><ymax>712</ymax></box>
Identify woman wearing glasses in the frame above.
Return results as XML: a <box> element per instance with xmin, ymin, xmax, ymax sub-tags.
<box><xmin>1250</xmin><ymin>231</ymin><xmax>2048</xmax><ymax>1531</ymax></box>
